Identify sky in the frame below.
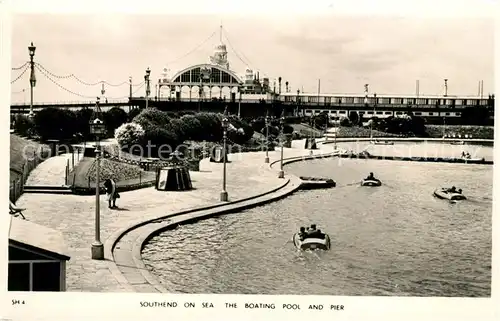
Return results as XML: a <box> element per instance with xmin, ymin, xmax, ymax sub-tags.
<box><xmin>9</xmin><ymin>12</ymin><xmax>494</xmax><ymax>104</ymax></box>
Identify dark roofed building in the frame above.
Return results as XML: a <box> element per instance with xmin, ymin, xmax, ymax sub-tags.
<box><xmin>8</xmin><ymin>216</ymin><xmax>71</xmax><ymax>291</ymax></box>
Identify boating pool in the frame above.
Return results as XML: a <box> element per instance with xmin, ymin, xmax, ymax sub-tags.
<box><xmin>142</xmin><ymin>144</ymin><xmax>493</xmax><ymax>297</ymax></box>
<box><xmin>335</xmin><ymin>140</ymin><xmax>493</xmax><ymax>161</ymax></box>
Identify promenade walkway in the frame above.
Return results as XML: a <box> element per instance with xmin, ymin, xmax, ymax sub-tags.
<box><xmin>15</xmin><ymin>140</ymin><xmax>338</xmax><ymax>292</ymax></box>
<box><xmin>25</xmin><ymin>152</ymin><xmax>84</xmax><ymax>186</ymax></box>
<box><xmin>24</xmin><ymin>139</ymin><xmax>116</xmax><ymax>186</ymax></box>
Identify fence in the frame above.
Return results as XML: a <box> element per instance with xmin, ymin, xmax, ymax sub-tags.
<box><xmin>9</xmin><ymin>149</ymin><xmax>51</xmax><ymax>202</ymax></box>
<box><xmin>64</xmin><ymin>147</ymin><xmax>85</xmax><ymax>186</ymax></box>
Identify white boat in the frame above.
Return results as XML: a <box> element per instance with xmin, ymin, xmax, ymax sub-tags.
<box><xmin>361</xmin><ymin>178</ymin><xmax>382</xmax><ymax>186</ymax></box>
<box><xmin>433</xmin><ymin>188</ymin><xmax>466</xmax><ymax>201</ymax></box>
<box><xmin>460</xmin><ymin>156</ymin><xmax>485</xmax><ymax>163</ymax></box>
<box><xmin>371</xmin><ymin>140</ymin><xmax>394</xmax><ymax>145</ymax></box>
<box><xmin>293</xmin><ymin>233</ymin><xmax>331</xmax><ymax>251</ymax></box>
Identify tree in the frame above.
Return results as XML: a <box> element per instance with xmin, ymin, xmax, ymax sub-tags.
<box><xmin>348</xmin><ymin>111</ymin><xmax>359</xmax><ymax>125</ymax></box>
<box><xmin>104</xmin><ymin>107</ymin><xmax>128</xmax><ymax>137</ymax></box>
<box><xmin>33</xmin><ymin>108</ymin><xmax>77</xmax><ymax>141</ymax></box>
<box><xmin>339</xmin><ymin>116</ymin><xmax>351</xmax><ymax>127</ymax></box>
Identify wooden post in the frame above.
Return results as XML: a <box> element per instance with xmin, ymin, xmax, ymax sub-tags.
<box><xmin>72</xmin><ymin>172</ymin><xmax>76</xmax><ymax>187</ymax></box>
<box><xmin>72</xmin><ymin>151</ymin><xmax>75</xmax><ymax>168</ymax></box>
<box><xmin>88</xmin><ymin>176</ymin><xmax>90</xmax><ymax>189</ymax></box>
<box><xmin>139</xmin><ymin>172</ymin><xmax>142</xmax><ymax>185</ymax></box>
<box><xmin>65</xmin><ymin>160</ymin><xmax>69</xmax><ymax>185</ymax></box>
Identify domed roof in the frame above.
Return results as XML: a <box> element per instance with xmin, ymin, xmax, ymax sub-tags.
<box><xmin>215</xmin><ymin>43</ymin><xmax>227</xmax><ymax>51</ymax></box>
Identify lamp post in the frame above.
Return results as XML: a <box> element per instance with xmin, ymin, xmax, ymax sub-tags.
<box><xmin>238</xmin><ymin>91</ymin><xmax>242</xmax><ymax>118</ymax></box>
<box><xmin>324</xmin><ymin>115</ymin><xmax>329</xmax><ymax>142</ymax></box>
<box><xmin>296</xmin><ymin>89</ymin><xmax>300</xmax><ymax>116</ymax></box>
<box><xmin>264</xmin><ymin>110</ymin><xmax>270</xmax><ymax>163</ymax></box>
<box><xmin>310</xmin><ymin>115</ymin><xmax>315</xmax><ymax>155</ymax></box>
<box><xmin>144</xmin><ymin>67</ymin><xmax>151</xmax><ymax>109</ymax></box>
<box><xmin>278</xmin><ymin>111</ymin><xmax>285</xmax><ymax>179</ymax></box>
<box><xmin>28</xmin><ymin>42</ymin><xmax>36</xmax><ymax>118</ymax></box>
<box><xmin>220</xmin><ymin>109</ymin><xmax>229</xmax><ymax>202</ymax></box>
<box><xmin>89</xmin><ymin>97</ymin><xmax>106</xmax><ymax>260</ymax></box>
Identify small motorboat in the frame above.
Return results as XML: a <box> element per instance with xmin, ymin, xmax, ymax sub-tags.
<box><xmin>460</xmin><ymin>157</ymin><xmax>485</xmax><ymax>163</ymax></box>
<box><xmin>361</xmin><ymin>178</ymin><xmax>382</xmax><ymax>186</ymax></box>
<box><xmin>299</xmin><ymin>176</ymin><xmax>336</xmax><ymax>190</ymax></box>
<box><xmin>450</xmin><ymin>141</ymin><xmax>465</xmax><ymax>145</ymax></box>
<box><xmin>293</xmin><ymin>233</ymin><xmax>331</xmax><ymax>251</ymax></box>
<box><xmin>433</xmin><ymin>188</ymin><xmax>467</xmax><ymax>201</ymax></box>
<box><xmin>371</xmin><ymin>140</ymin><xmax>394</xmax><ymax>145</ymax></box>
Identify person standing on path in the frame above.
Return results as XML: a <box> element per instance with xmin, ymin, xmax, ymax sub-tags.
<box><xmin>104</xmin><ymin>178</ymin><xmax>119</xmax><ymax>209</ymax></box>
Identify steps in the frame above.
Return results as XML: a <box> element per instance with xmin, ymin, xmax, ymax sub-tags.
<box><xmin>23</xmin><ymin>185</ymin><xmax>73</xmax><ymax>195</ymax></box>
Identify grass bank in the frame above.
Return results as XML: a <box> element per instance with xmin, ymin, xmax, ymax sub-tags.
<box><xmin>10</xmin><ymin>134</ymin><xmax>50</xmax><ymax>182</ymax></box>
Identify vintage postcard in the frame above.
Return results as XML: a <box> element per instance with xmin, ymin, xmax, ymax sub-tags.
<box><xmin>1</xmin><ymin>0</ymin><xmax>498</xmax><ymax>320</ymax></box>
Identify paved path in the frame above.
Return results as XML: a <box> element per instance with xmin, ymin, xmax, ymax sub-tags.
<box><xmin>25</xmin><ymin>151</ymin><xmax>84</xmax><ymax>186</ymax></box>
<box><xmin>16</xmin><ymin>139</ymin><xmax>338</xmax><ymax>292</ymax></box>
<box><xmin>25</xmin><ymin>139</ymin><xmax>114</xmax><ymax>187</ymax></box>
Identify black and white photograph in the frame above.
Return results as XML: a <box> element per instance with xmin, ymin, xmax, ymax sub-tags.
<box><xmin>2</xmin><ymin>0</ymin><xmax>498</xmax><ymax>320</ymax></box>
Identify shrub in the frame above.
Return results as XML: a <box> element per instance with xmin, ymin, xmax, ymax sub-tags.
<box><xmin>133</xmin><ymin>107</ymin><xmax>172</xmax><ymax>127</ymax></box>
<box><xmin>142</xmin><ymin>125</ymin><xmax>180</xmax><ymax>158</ymax></box>
<box><xmin>74</xmin><ymin>108</ymin><xmax>94</xmax><ymax>141</ymax></box>
<box><xmin>311</xmin><ymin>112</ymin><xmax>329</xmax><ymax>129</ymax></box>
<box><xmin>339</xmin><ymin>117</ymin><xmax>351</xmax><ymax>127</ymax></box>
<box><xmin>283</xmin><ymin>124</ymin><xmax>294</xmax><ymax>134</ymax></box>
<box><xmin>115</xmin><ymin>122</ymin><xmax>145</xmax><ymax>148</ymax></box>
<box><xmin>179</xmin><ymin>114</ymin><xmax>202</xmax><ymax>140</ymax></box>
<box><xmin>194</xmin><ymin>113</ymin><xmax>222</xmax><ymax>141</ymax></box>
<box><xmin>12</xmin><ymin>114</ymin><xmax>35</xmax><ymax>137</ymax></box>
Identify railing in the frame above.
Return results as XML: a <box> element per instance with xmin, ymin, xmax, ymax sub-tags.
<box><xmin>10</xmin><ymin>99</ymin><xmax>129</xmax><ymax>106</ymax></box>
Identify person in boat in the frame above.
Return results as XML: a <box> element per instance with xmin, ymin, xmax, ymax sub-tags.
<box><xmin>461</xmin><ymin>151</ymin><xmax>466</xmax><ymax>158</ymax></box>
<box><xmin>307</xmin><ymin>224</ymin><xmax>317</xmax><ymax>234</ymax></box>
<box><xmin>365</xmin><ymin>172</ymin><xmax>377</xmax><ymax>181</ymax></box>
<box><xmin>306</xmin><ymin>224</ymin><xmax>324</xmax><ymax>239</ymax></box>
<box><xmin>447</xmin><ymin>186</ymin><xmax>457</xmax><ymax>193</ymax></box>
<box><xmin>298</xmin><ymin>227</ymin><xmax>307</xmax><ymax>241</ymax></box>
<box><xmin>458</xmin><ymin>189</ymin><xmax>463</xmax><ymax>194</ymax></box>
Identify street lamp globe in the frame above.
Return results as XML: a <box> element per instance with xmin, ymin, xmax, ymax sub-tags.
<box><xmin>90</xmin><ymin>118</ymin><xmax>106</xmax><ymax>136</ymax></box>
<box><xmin>28</xmin><ymin>42</ymin><xmax>36</xmax><ymax>58</ymax></box>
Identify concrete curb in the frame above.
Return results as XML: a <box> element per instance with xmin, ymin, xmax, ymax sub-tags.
<box><xmin>132</xmin><ymin>176</ymin><xmax>302</xmax><ymax>293</ymax></box>
<box><xmin>104</xmin><ymin>164</ymin><xmax>293</xmax><ymax>290</ymax></box>
<box><xmin>269</xmin><ymin>149</ymin><xmax>342</xmax><ymax>169</ymax></box>
<box><xmin>321</xmin><ymin>137</ymin><xmax>494</xmax><ymax>144</ymax></box>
